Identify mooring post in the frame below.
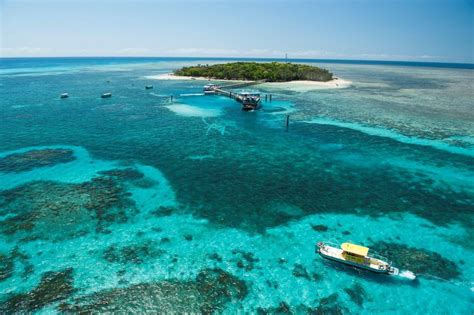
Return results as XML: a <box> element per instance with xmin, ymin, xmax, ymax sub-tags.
<box><xmin>286</xmin><ymin>115</ymin><xmax>290</xmax><ymax>131</ymax></box>
<box><xmin>269</xmin><ymin>94</ymin><xmax>272</xmax><ymax>102</ymax></box>
<box><xmin>170</xmin><ymin>95</ymin><xmax>173</xmax><ymax>103</ymax></box>
<box><xmin>265</xmin><ymin>94</ymin><xmax>268</xmax><ymax>102</ymax></box>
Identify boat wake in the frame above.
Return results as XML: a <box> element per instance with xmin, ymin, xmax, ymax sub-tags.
<box><xmin>149</xmin><ymin>92</ymin><xmax>170</xmax><ymax>98</ymax></box>
<box><xmin>180</xmin><ymin>93</ymin><xmax>204</xmax><ymax>97</ymax></box>
<box><xmin>397</xmin><ymin>270</ymin><xmax>417</xmax><ymax>280</ymax></box>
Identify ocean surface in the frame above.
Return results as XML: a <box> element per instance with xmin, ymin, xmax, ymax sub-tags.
<box><xmin>0</xmin><ymin>57</ymin><xmax>473</xmax><ymax>313</ymax></box>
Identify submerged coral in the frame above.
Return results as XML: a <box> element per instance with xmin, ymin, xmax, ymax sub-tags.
<box><xmin>150</xmin><ymin>206</ymin><xmax>175</xmax><ymax>217</ymax></box>
<box><xmin>312</xmin><ymin>293</ymin><xmax>348</xmax><ymax>315</ymax></box>
<box><xmin>371</xmin><ymin>241</ymin><xmax>461</xmax><ymax>280</ymax></box>
<box><xmin>0</xmin><ymin>268</ymin><xmax>74</xmax><ymax>313</ymax></box>
<box><xmin>0</xmin><ymin>176</ymin><xmax>136</xmax><ymax>241</ymax></box>
<box><xmin>256</xmin><ymin>298</ymin><xmax>347</xmax><ymax>315</ymax></box>
<box><xmin>0</xmin><ymin>149</ymin><xmax>75</xmax><ymax>173</ymax></box>
<box><xmin>99</xmin><ymin>168</ymin><xmax>158</xmax><ymax>188</ymax></box>
<box><xmin>343</xmin><ymin>283</ymin><xmax>366</xmax><ymax>307</ymax></box>
<box><xmin>59</xmin><ymin>268</ymin><xmax>247</xmax><ymax>313</ymax></box>
<box><xmin>103</xmin><ymin>241</ymin><xmax>165</xmax><ymax>265</ymax></box>
<box><xmin>232</xmin><ymin>250</ymin><xmax>260</xmax><ymax>271</ymax></box>
<box><xmin>311</xmin><ymin>224</ymin><xmax>329</xmax><ymax>232</ymax></box>
<box><xmin>257</xmin><ymin>302</ymin><xmax>292</xmax><ymax>314</ymax></box>
<box><xmin>0</xmin><ymin>252</ymin><xmax>14</xmax><ymax>282</ymax></box>
<box><xmin>292</xmin><ymin>263</ymin><xmax>311</xmax><ymax>280</ymax></box>
<box><xmin>0</xmin><ymin>247</ymin><xmax>32</xmax><ymax>282</ymax></box>
<box><xmin>99</xmin><ymin>168</ymin><xmax>144</xmax><ymax>181</ymax></box>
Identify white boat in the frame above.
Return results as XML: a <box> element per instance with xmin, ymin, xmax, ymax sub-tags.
<box><xmin>238</xmin><ymin>92</ymin><xmax>261</xmax><ymax>111</ymax></box>
<box><xmin>316</xmin><ymin>241</ymin><xmax>401</xmax><ymax>275</ymax></box>
<box><xmin>60</xmin><ymin>93</ymin><xmax>69</xmax><ymax>99</ymax></box>
<box><xmin>203</xmin><ymin>84</ymin><xmax>219</xmax><ymax>95</ymax></box>
<box><xmin>101</xmin><ymin>92</ymin><xmax>112</xmax><ymax>98</ymax></box>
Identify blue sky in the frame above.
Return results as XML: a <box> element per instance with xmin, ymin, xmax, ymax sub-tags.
<box><xmin>1</xmin><ymin>0</ymin><xmax>473</xmax><ymax>62</ymax></box>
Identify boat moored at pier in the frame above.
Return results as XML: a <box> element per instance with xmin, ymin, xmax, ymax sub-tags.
<box><xmin>238</xmin><ymin>92</ymin><xmax>261</xmax><ymax>111</ymax></box>
<box><xmin>203</xmin><ymin>84</ymin><xmax>219</xmax><ymax>95</ymax></box>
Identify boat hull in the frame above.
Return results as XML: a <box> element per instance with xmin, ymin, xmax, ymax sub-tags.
<box><xmin>319</xmin><ymin>251</ymin><xmax>389</xmax><ymax>274</ymax></box>
<box><xmin>316</xmin><ymin>243</ymin><xmax>393</xmax><ymax>274</ymax></box>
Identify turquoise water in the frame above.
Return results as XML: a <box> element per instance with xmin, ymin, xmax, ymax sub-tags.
<box><xmin>0</xmin><ymin>57</ymin><xmax>473</xmax><ymax>313</ymax></box>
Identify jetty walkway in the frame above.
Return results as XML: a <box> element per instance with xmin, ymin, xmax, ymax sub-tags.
<box><xmin>211</xmin><ymin>79</ymin><xmax>267</xmax><ymax>103</ymax></box>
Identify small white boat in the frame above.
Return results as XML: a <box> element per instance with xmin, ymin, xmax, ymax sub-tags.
<box><xmin>101</xmin><ymin>92</ymin><xmax>112</xmax><ymax>98</ymax></box>
<box><xmin>145</xmin><ymin>85</ymin><xmax>153</xmax><ymax>90</ymax></box>
<box><xmin>203</xmin><ymin>84</ymin><xmax>219</xmax><ymax>95</ymax></box>
<box><xmin>60</xmin><ymin>93</ymin><xmax>69</xmax><ymax>99</ymax></box>
<box><xmin>317</xmin><ymin>242</ymin><xmax>402</xmax><ymax>276</ymax></box>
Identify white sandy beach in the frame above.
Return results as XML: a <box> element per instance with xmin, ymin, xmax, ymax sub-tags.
<box><xmin>259</xmin><ymin>77</ymin><xmax>352</xmax><ymax>91</ymax></box>
<box><xmin>145</xmin><ymin>73</ymin><xmax>352</xmax><ymax>91</ymax></box>
<box><xmin>145</xmin><ymin>73</ymin><xmax>208</xmax><ymax>81</ymax></box>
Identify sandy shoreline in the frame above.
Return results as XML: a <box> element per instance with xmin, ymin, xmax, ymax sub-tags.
<box><xmin>145</xmin><ymin>73</ymin><xmax>352</xmax><ymax>90</ymax></box>
<box><xmin>260</xmin><ymin>77</ymin><xmax>352</xmax><ymax>91</ymax></box>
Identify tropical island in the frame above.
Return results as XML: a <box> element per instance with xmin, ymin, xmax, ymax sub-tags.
<box><xmin>173</xmin><ymin>62</ymin><xmax>334</xmax><ymax>82</ymax></box>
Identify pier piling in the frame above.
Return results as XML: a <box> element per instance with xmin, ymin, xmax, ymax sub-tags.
<box><xmin>286</xmin><ymin>115</ymin><xmax>290</xmax><ymax>131</ymax></box>
<box><xmin>269</xmin><ymin>94</ymin><xmax>272</xmax><ymax>102</ymax></box>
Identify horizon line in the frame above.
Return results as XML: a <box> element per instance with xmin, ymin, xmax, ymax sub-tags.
<box><xmin>1</xmin><ymin>55</ymin><xmax>473</xmax><ymax>66</ymax></box>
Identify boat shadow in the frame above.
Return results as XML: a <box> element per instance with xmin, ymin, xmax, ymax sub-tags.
<box><xmin>320</xmin><ymin>259</ymin><xmax>420</xmax><ymax>287</ymax></box>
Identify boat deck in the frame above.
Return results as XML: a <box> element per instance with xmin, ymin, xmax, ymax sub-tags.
<box><xmin>320</xmin><ymin>244</ymin><xmax>388</xmax><ymax>271</ymax></box>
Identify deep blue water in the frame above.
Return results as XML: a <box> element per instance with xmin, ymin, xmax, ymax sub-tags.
<box><xmin>1</xmin><ymin>56</ymin><xmax>473</xmax><ymax>72</ymax></box>
<box><xmin>0</xmin><ymin>57</ymin><xmax>473</xmax><ymax>313</ymax></box>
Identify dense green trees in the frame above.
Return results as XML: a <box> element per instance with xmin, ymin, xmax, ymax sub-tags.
<box><xmin>174</xmin><ymin>62</ymin><xmax>333</xmax><ymax>82</ymax></box>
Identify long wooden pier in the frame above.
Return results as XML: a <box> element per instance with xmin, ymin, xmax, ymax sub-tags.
<box><xmin>212</xmin><ymin>79</ymin><xmax>266</xmax><ymax>103</ymax></box>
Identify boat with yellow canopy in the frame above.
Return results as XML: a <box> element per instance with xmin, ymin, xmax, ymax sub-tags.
<box><xmin>316</xmin><ymin>241</ymin><xmax>399</xmax><ymax>275</ymax></box>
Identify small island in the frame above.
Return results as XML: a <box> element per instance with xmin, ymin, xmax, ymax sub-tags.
<box><xmin>174</xmin><ymin>62</ymin><xmax>333</xmax><ymax>82</ymax></box>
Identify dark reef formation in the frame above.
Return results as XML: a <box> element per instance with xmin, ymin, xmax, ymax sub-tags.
<box><xmin>0</xmin><ymin>149</ymin><xmax>75</xmax><ymax>173</ymax></box>
<box><xmin>99</xmin><ymin>168</ymin><xmax>144</xmax><ymax>181</ymax></box>
<box><xmin>343</xmin><ymin>283</ymin><xmax>366</xmax><ymax>307</ymax></box>
<box><xmin>150</xmin><ymin>206</ymin><xmax>176</xmax><ymax>217</ymax></box>
<box><xmin>99</xmin><ymin>168</ymin><xmax>158</xmax><ymax>188</ymax></box>
<box><xmin>0</xmin><ymin>252</ymin><xmax>14</xmax><ymax>282</ymax></box>
<box><xmin>0</xmin><ymin>247</ymin><xmax>32</xmax><ymax>282</ymax></box>
<box><xmin>311</xmin><ymin>224</ymin><xmax>329</xmax><ymax>232</ymax></box>
<box><xmin>371</xmin><ymin>241</ymin><xmax>461</xmax><ymax>280</ymax></box>
<box><xmin>232</xmin><ymin>250</ymin><xmax>260</xmax><ymax>271</ymax></box>
<box><xmin>312</xmin><ymin>293</ymin><xmax>348</xmax><ymax>314</ymax></box>
<box><xmin>103</xmin><ymin>241</ymin><xmax>165</xmax><ymax>265</ymax></box>
<box><xmin>0</xmin><ymin>268</ymin><xmax>74</xmax><ymax>313</ymax></box>
<box><xmin>0</xmin><ymin>175</ymin><xmax>137</xmax><ymax>241</ymax></box>
<box><xmin>256</xmin><ymin>293</ymin><xmax>349</xmax><ymax>314</ymax></box>
<box><xmin>292</xmin><ymin>263</ymin><xmax>311</xmax><ymax>280</ymax></box>
<box><xmin>58</xmin><ymin>268</ymin><xmax>247</xmax><ymax>313</ymax></box>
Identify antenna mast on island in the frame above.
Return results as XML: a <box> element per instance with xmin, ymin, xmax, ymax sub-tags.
<box><xmin>285</xmin><ymin>53</ymin><xmax>288</xmax><ymax>62</ymax></box>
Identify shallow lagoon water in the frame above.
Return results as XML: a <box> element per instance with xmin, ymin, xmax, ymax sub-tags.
<box><xmin>0</xmin><ymin>57</ymin><xmax>473</xmax><ymax>313</ymax></box>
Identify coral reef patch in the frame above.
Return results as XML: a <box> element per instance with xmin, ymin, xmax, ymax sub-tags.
<box><xmin>343</xmin><ymin>283</ymin><xmax>366</xmax><ymax>307</ymax></box>
<box><xmin>0</xmin><ymin>149</ymin><xmax>75</xmax><ymax>173</ymax></box>
<box><xmin>0</xmin><ymin>176</ymin><xmax>137</xmax><ymax>241</ymax></box>
<box><xmin>371</xmin><ymin>241</ymin><xmax>461</xmax><ymax>280</ymax></box>
<box><xmin>103</xmin><ymin>241</ymin><xmax>165</xmax><ymax>265</ymax></box>
<box><xmin>0</xmin><ymin>268</ymin><xmax>74</xmax><ymax>313</ymax></box>
<box><xmin>59</xmin><ymin>268</ymin><xmax>247</xmax><ymax>313</ymax></box>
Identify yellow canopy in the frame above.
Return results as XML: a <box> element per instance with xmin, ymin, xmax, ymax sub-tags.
<box><xmin>341</xmin><ymin>243</ymin><xmax>369</xmax><ymax>256</ymax></box>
